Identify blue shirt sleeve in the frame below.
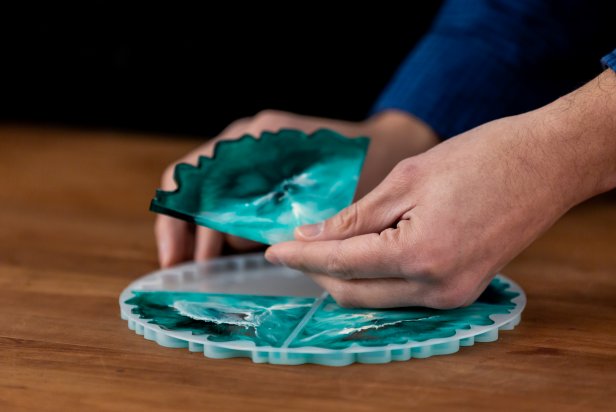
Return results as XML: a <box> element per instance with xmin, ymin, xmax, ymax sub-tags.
<box><xmin>373</xmin><ymin>0</ymin><xmax>615</xmax><ymax>139</ymax></box>
<box><xmin>602</xmin><ymin>49</ymin><xmax>616</xmax><ymax>72</ymax></box>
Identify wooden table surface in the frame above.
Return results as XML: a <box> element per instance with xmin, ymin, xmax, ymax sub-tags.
<box><xmin>1</xmin><ymin>125</ymin><xmax>615</xmax><ymax>412</ymax></box>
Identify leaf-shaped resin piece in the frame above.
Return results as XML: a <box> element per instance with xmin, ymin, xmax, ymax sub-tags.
<box><xmin>150</xmin><ymin>129</ymin><xmax>370</xmax><ymax>244</ymax></box>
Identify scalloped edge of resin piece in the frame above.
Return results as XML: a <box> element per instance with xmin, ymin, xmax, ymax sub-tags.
<box><xmin>119</xmin><ymin>255</ymin><xmax>526</xmax><ymax>367</ymax></box>
<box><xmin>149</xmin><ymin>128</ymin><xmax>370</xmax><ymax>244</ymax></box>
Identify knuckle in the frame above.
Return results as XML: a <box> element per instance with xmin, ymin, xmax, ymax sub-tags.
<box><xmin>328</xmin><ymin>283</ymin><xmax>358</xmax><ymax>308</ymax></box>
<box><xmin>411</xmin><ymin>244</ymin><xmax>454</xmax><ymax>281</ymax></box>
<box><xmin>390</xmin><ymin>247</ymin><xmax>413</xmax><ymax>277</ymax></box>
<box><xmin>383</xmin><ymin>159</ymin><xmax>418</xmax><ymax>190</ymax></box>
<box><xmin>223</xmin><ymin>117</ymin><xmax>252</xmax><ymax>135</ymax></box>
<box><xmin>429</xmin><ymin>280</ymin><xmax>473</xmax><ymax>309</ymax></box>
<box><xmin>254</xmin><ymin>109</ymin><xmax>282</xmax><ymax>124</ymax></box>
<box><xmin>325</xmin><ymin>247</ymin><xmax>352</xmax><ymax>280</ymax></box>
<box><xmin>391</xmin><ymin>158</ymin><xmax>417</xmax><ymax>178</ymax></box>
<box><xmin>402</xmin><ymin>254</ymin><xmax>435</xmax><ymax>280</ymax></box>
<box><xmin>330</xmin><ymin>203</ymin><xmax>360</xmax><ymax>235</ymax></box>
<box><xmin>229</xmin><ymin>116</ymin><xmax>250</xmax><ymax>129</ymax></box>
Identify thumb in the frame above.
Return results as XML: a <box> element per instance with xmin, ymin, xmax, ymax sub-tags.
<box><xmin>294</xmin><ymin>181</ymin><xmax>407</xmax><ymax>242</ymax></box>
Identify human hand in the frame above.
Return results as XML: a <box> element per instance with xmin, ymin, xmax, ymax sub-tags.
<box><xmin>155</xmin><ymin>109</ymin><xmax>438</xmax><ymax>267</ymax></box>
<box><xmin>265</xmin><ymin>111</ymin><xmax>592</xmax><ymax>309</ymax></box>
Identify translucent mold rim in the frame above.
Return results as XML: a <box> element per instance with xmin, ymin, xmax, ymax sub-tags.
<box><xmin>119</xmin><ymin>253</ymin><xmax>526</xmax><ymax>366</ymax></box>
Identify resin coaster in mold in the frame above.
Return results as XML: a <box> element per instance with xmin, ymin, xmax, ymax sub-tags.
<box><xmin>120</xmin><ymin>253</ymin><xmax>526</xmax><ymax>366</ymax></box>
<box><xmin>150</xmin><ymin>129</ymin><xmax>370</xmax><ymax>244</ymax></box>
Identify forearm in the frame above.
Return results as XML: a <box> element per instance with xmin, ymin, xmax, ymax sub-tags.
<box><xmin>530</xmin><ymin>70</ymin><xmax>616</xmax><ymax>207</ymax></box>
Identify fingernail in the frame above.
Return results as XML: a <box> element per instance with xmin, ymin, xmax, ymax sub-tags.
<box><xmin>297</xmin><ymin>222</ymin><xmax>323</xmax><ymax>239</ymax></box>
<box><xmin>265</xmin><ymin>250</ymin><xmax>281</xmax><ymax>265</ymax></box>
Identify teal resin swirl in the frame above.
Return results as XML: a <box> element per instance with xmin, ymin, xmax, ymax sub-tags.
<box><xmin>125</xmin><ymin>293</ymin><xmax>313</xmax><ymax>347</ymax></box>
<box><xmin>126</xmin><ymin>277</ymin><xmax>519</xmax><ymax>350</ymax></box>
<box><xmin>150</xmin><ymin>129</ymin><xmax>370</xmax><ymax>245</ymax></box>
<box><xmin>289</xmin><ymin>277</ymin><xmax>519</xmax><ymax>349</ymax></box>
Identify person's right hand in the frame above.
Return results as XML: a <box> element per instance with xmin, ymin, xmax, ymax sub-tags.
<box><xmin>155</xmin><ymin>109</ymin><xmax>439</xmax><ymax>267</ymax></box>
<box><xmin>265</xmin><ymin>71</ymin><xmax>616</xmax><ymax>308</ymax></box>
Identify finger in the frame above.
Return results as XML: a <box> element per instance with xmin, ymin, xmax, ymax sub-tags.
<box><xmin>307</xmin><ymin>273</ymin><xmax>427</xmax><ymax>308</ymax></box>
<box><xmin>155</xmin><ymin>215</ymin><xmax>195</xmax><ymax>267</ymax></box>
<box><xmin>178</xmin><ymin>122</ymin><xmax>253</xmax><ymax>166</ymax></box>
<box><xmin>266</xmin><ymin>231</ymin><xmax>413</xmax><ymax>280</ymax></box>
<box><xmin>218</xmin><ymin>117</ymin><xmax>252</xmax><ymax>138</ymax></box>
<box><xmin>194</xmin><ymin>226</ymin><xmax>224</xmax><ymax>261</ymax></box>
<box><xmin>294</xmin><ymin>176</ymin><xmax>410</xmax><ymax>242</ymax></box>
<box><xmin>225</xmin><ymin>235</ymin><xmax>264</xmax><ymax>252</ymax></box>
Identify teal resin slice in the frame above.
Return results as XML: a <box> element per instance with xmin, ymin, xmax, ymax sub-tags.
<box><xmin>150</xmin><ymin>129</ymin><xmax>370</xmax><ymax>244</ymax></box>
<box><xmin>125</xmin><ymin>277</ymin><xmax>519</xmax><ymax>350</ymax></box>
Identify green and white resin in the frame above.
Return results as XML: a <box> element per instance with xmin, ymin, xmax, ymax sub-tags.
<box><xmin>150</xmin><ymin>129</ymin><xmax>370</xmax><ymax>244</ymax></box>
<box><xmin>120</xmin><ymin>254</ymin><xmax>526</xmax><ymax>366</ymax></box>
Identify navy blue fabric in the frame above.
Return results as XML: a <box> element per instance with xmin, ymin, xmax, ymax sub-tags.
<box><xmin>602</xmin><ymin>49</ymin><xmax>616</xmax><ymax>72</ymax></box>
<box><xmin>373</xmin><ymin>0</ymin><xmax>615</xmax><ymax>139</ymax></box>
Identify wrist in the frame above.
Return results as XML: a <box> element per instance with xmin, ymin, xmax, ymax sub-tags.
<box><xmin>531</xmin><ymin>70</ymin><xmax>616</xmax><ymax>205</ymax></box>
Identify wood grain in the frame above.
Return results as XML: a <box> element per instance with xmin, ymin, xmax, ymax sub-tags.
<box><xmin>0</xmin><ymin>125</ymin><xmax>615</xmax><ymax>412</ymax></box>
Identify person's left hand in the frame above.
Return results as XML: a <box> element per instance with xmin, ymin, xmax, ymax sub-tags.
<box><xmin>155</xmin><ymin>109</ymin><xmax>438</xmax><ymax>267</ymax></box>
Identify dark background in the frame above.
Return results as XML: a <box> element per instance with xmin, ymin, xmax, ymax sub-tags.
<box><xmin>0</xmin><ymin>5</ymin><xmax>444</xmax><ymax>137</ymax></box>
